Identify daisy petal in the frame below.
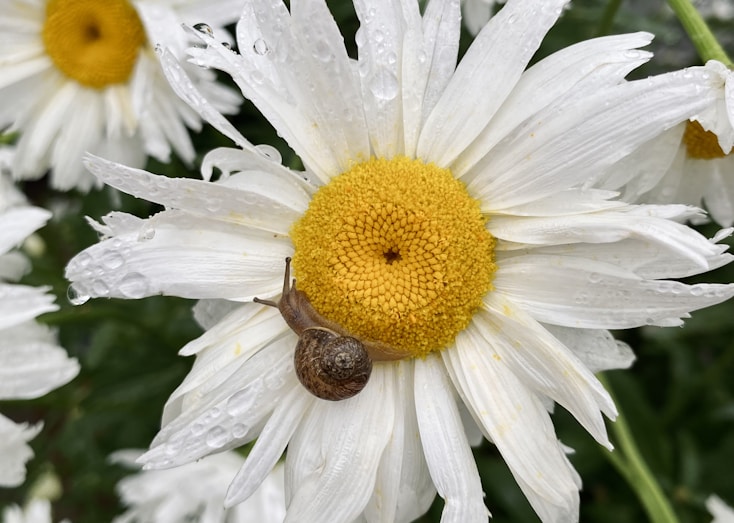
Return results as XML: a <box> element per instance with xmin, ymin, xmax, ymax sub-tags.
<box><xmin>0</xmin><ymin>207</ymin><xmax>50</xmax><ymax>255</ymax></box>
<box><xmin>494</xmin><ymin>254</ymin><xmax>734</xmax><ymax>328</ymax></box>
<box><xmin>414</xmin><ymin>354</ymin><xmax>488</xmax><ymax>521</ymax></box>
<box><xmin>82</xmin><ymin>154</ymin><xmax>309</xmax><ymax>233</ymax></box>
<box><xmin>479</xmin><ymin>294</ymin><xmax>615</xmax><ymax>445</ymax></box>
<box><xmin>445</xmin><ymin>327</ymin><xmax>580</xmax><ymax>518</ymax></box>
<box><xmin>469</xmin><ymin>67</ymin><xmax>720</xmax><ymax>209</ymax></box>
<box><xmin>285</xmin><ymin>369</ymin><xmax>394</xmax><ymax>522</ymax></box>
<box><xmin>542</xmin><ymin>324</ymin><xmax>635</xmax><ymax>373</ymax></box>
<box><xmin>225</xmin><ymin>386</ymin><xmax>312</xmax><ymax>506</ymax></box>
<box><xmin>418</xmin><ymin>0</ymin><xmax>569</xmax><ymax>166</ymax></box>
<box><xmin>0</xmin><ymin>284</ymin><xmax>57</xmax><ymax>331</ymax></box>
<box><xmin>454</xmin><ymin>32</ymin><xmax>654</xmax><ymax>177</ymax></box>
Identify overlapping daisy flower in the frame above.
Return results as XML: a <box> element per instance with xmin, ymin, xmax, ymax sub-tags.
<box><xmin>112</xmin><ymin>450</ymin><xmax>285</xmax><ymax>523</ymax></box>
<box><xmin>0</xmin><ymin>0</ymin><xmax>244</xmax><ymax>191</ymax></box>
<box><xmin>599</xmin><ymin>60</ymin><xmax>734</xmax><ymax>226</ymax></box>
<box><xmin>65</xmin><ymin>0</ymin><xmax>734</xmax><ymax>520</ymax></box>
<box><xmin>708</xmin><ymin>495</ymin><xmax>734</xmax><ymax>523</ymax></box>
<box><xmin>0</xmin><ymin>173</ymin><xmax>79</xmax><ymax>488</ymax></box>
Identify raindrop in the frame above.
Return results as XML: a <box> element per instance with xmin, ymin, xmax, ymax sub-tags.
<box><xmin>312</xmin><ymin>39</ymin><xmax>332</xmax><ymax>63</ymax></box>
<box><xmin>588</xmin><ymin>272</ymin><xmax>602</xmax><ymax>283</ymax></box>
<box><xmin>75</xmin><ymin>252</ymin><xmax>92</xmax><ymax>268</ymax></box>
<box><xmin>102</xmin><ymin>251</ymin><xmax>124</xmax><ymax>269</ymax></box>
<box><xmin>206</xmin><ymin>426</ymin><xmax>228</xmax><ymax>448</ymax></box>
<box><xmin>92</xmin><ymin>280</ymin><xmax>110</xmax><ymax>296</ymax></box>
<box><xmin>222</xmin><ymin>42</ymin><xmax>233</xmax><ymax>51</ymax></box>
<box><xmin>226</xmin><ymin>387</ymin><xmax>257</xmax><ymax>416</ymax></box>
<box><xmin>193</xmin><ymin>23</ymin><xmax>214</xmax><ymax>37</ymax></box>
<box><xmin>137</xmin><ymin>226</ymin><xmax>156</xmax><ymax>241</ymax></box>
<box><xmin>67</xmin><ymin>285</ymin><xmax>90</xmax><ymax>306</ymax></box>
<box><xmin>255</xmin><ymin>144</ymin><xmax>282</xmax><ymax>163</ymax></box>
<box><xmin>118</xmin><ymin>272</ymin><xmax>150</xmax><ymax>299</ymax></box>
<box><xmin>232</xmin><ymin>423</ymin><xmax>249</xmax><ymax>439</ymax></box>
<box><xmin>191</xmin><ymin>422</ymin><xmax>206</xmax><ymax>436</ymax></box>
<box><xmin>368</xmin><ymin>68</ymin><xmax>399</xmax><ymax>101</ymax></box>
<box><xmin>253</xmin><ymin>38</ymin><xmax>270</xmax><ymax>56</ymax></box>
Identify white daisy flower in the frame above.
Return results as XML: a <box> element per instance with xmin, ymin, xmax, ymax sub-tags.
<box><xmin>708</xmin><ymin>495</ymin><xmax>734</xmax><ymax>523</ymax></box>
<box><xmin>112</xmin><ymin>450</ymin><xmax>285</xmax><ymax>523</ymax></box>
<box><xmin>1</xmin><ymin>171</ymin><xmax>79</xmax><ymax>488</ymax></box>
<box><xmin>66</xmin><ymin>0</ymin><xmax>734</xmax><ymax>520</ymax></box>
<box><xmin>0</xmin><ymin>0</ymin><xmax>243</xmax><ymax>191</ymax></box>
<box><xmin>598</xmin><ymin>60</ymin><xmax>734</xmax><ymax>226</ymax></box>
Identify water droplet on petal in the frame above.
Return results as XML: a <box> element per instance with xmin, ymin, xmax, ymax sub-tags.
<box><xmin>137</xmin><ymin>227</ymin><xmax>156</xmax><ymax>241</ymax></box>
<box><xmin>206</xmin><ymin>426</ymin><xmax>228</xmax><ymax>448</ymax></box>
<box><xmin>232</xmin><ymin>423</ymin><xmax>249</xmax><ymax>439</ymax></box>
<box><xmin>191</xmin><ymin>422</ymin><xmax>206</xmax><ymax>436</ymax></box>
<box><xmin>193</xmin><ymin>23</ymin><xmax>214</xmax><ymax>36</ymax></box>
<box><xmin>67</xmin><ymin>285</ymin><xmax>90</xmax><ymax>306</ymax></box>
<box><xmin>253</xmin><ymin>38</ymin><xmax>270</xmax><ymax>55</ymax></box>
<box><xmin>369</xmin><ymin>68</ymin><xmax>399</xmax><ymax>100</ymax></box>
<box><xmin>102</xmin><ymin>251</ymin><xmax>124</xmax><ymax>269</ymax></box>
<box><xmin>118</xmin><ymin>272</ymin><xmax>150</xmax><ymax>299</ymax></box>
<box><xmin>92</xmin><ymin>280</ymin><xmax>109</xmax><ymax>296</ymax></box>
<box><xmin>312</xmin><ymin>39</ymin><xmax>332</xmax><ymax>62</ymax></box>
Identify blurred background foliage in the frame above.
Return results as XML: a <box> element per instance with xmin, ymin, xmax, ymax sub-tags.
<box><xmin>1</xmin><ymin>0</ymin><xmax>733</xmax><ymax>521</ymax></box>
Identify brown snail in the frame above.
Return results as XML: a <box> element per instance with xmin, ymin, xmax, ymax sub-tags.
<box><xmin>254</xmin><ymin>257</ymin><xmax>401</xmax><ymax>401</ymax></box>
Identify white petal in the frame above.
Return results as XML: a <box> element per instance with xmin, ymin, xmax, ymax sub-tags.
<box><xmin>0</xmin><ymin>414</ymin><xmax>42</xmax><ymax>488</ymax></box>
<box><xmin>65</xmin><ymin>210</ymin><xmax>292</xmax><ymax>301</ymax></box>
<box><xmin>453</xmin><ymin>32</ymin><xmax>654</xmax><ymax>177</ymax></box>
<box><xmin>414</xmin><ymin>354</ymin><xmax>488</xmax><ymax>522</ymax></box>
<box><xmin>418</xmin><ymin>0</ymin><xmax>570</xmax><ymax>166</ymax></box>
<box><xmin>158</xmin><ymin>47</ymin><xmax>253</xmax><ymax>151</ymax></box>
<box><xmin>0</xmin><ymin>284</ymin><xmax>57</xmax><ymax>331</ymax></box>
<box><xmin>0</xmin><ymin>207</ymin><xmax>50</xmax><ymax>255</ymax></box>
<box><xmin>478</xmin><ymin>295</ymin><xmax>615</xmax><ymax>445</ymax></box>
<box><xmin>83</xmin><ymin>154</ymin><xmax>308</xmax><ymax>234</ymax></box>
<box><xmin>542</xmin><ymin>325</ymin><xmax>635</xmax><ymax>373</ymax></box>
<box><xmin>468</xmin><ymin>67</ymin><xmax>721</xmax><ymax>209</ymax></box>
<box><xmin>444</xmin><ymin>327</ymin><xmax>581</xmax><ymax>520</ymax></box>
<box><xmin>0</xmin><ymin>322</ymin><xmax>79</xmax><ymax>400</ymax></box>
<box><xmin>363</xmin><ymin>360</ymin><xmax>436</xmax><ymax>523</ymax></box>
<box><xmin>143</xmin><ymin>336</ymin><xmax>299</xmax><ymax>469</ymax></box>
<box><xmin>489</xmin><ymin>204</ymin><xmax>723</xmax><ymax>270</ymax></box>
<box><xmin>285</xmin><ymin>368</ymin><xmax>394</xmax><ymax>522</ymax></box>
<box><xmin>494</xmin><ymin>253</ymin><xmax>734</xmax><ymax>328</ymax></box>
<box><xmin>225</xmin><ymin>386</ymin><xmax>312</xmax><ymax>506</ymax></box>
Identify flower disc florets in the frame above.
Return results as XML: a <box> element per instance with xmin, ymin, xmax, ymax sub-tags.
<box><xmin>291</xmin><ymin>156</ymin><xmax>496</xmax><ymax>358</ymax></box>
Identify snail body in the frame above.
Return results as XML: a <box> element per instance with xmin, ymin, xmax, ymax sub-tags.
<box><xmin>255</xmin><ymin>258</ymin><xmax>398</xmax><ymax>401</ymax></box>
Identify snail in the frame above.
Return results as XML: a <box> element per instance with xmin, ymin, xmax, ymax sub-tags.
<box><xmin>254</xmin><ymin>257</ymin><xmax>401</xmax><ymax>401</ymax></box>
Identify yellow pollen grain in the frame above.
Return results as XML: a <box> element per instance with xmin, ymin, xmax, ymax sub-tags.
<box><xmin>291</xmin><ymin>156</ymin><xmax>496</xmax><ymax>359</ymax></box>
<box><xmin>683</xmin><ymin>120</ymin><xmax>732</xmax><ymax>159</ymax></box>
<box><xmin>42</xmin><ymin>0</ymin><xmax>146</xmax><ymax>88</ymax></box>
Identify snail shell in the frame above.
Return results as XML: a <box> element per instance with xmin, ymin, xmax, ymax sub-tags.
<box><xmin>294</xmin><ymin>328</ymin><xmax>372</xmax><ymax>401</ymax></box>
<box><xmin>255</xmin><ymin>258</ymin><xmax>397</xmax><ymax>401</ymax></box>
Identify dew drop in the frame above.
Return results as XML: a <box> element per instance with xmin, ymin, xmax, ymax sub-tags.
<box><xmin>206</xmin><ymin>426</ymin><xmax>228</xmax><ymax>448</ymax></box>
<box><xmin>312</xmin><ymin>39</ymin><xmax>333</xmax><ymax>62</ymax></box>
<box><xmin>102</xmin><ymin>251</ymin><xmax>124</xmax><ymax>269</ymax></box>
<box><xmin>137</xmin><ymin>227</ymin><xmax>156</xmax><ymax>241</ymax></box>
<box><xmin>118</xmin><ymin>272</ymin><xmax>150</xmax><ymax>299</ymax></box>
<box><xmin>222</xmin><ymin>41</ymin><xmax>233</xmax><ymax>51</ymax></box>
<box><xmin>67</xmin><ymin>285</ymin><xmax>90</xmax><ymax>306</ymax></box>
<box><xmin>369</xmin><ymin>68</ymin><xmax>399</xmax><ymax>100</ymax></box>
<box><xmin>253</xmin><ymin>38</ymin><xmax>270</xmax><ymax>56</ymax></box>
<box><xmin>191</xmin><ymin>422</ymin><xmax>206</xmax><ymax>436</ymax></box>
<box><xmin>75</xmin><ymin>252</ymin><xmax>92</xmax><ymax>268</ymax></box>
<box><xmin>226</xmin><ymin>388</ymin><xmax>257</xmax><ymax>416</ymax></box>
<box><xmin>193</xmin><ymin>23</ymin><xmax>214</xmax><ymax>36</ymax></box>
<box><xmin>232</xmin><ymin>423</ymin><xmax>249</xmax><ymax>439</ymax></box>
<box><xmin>92</xmin><ymin>280</ymin><xmax>109</xmax><ymax>296</ymax></box>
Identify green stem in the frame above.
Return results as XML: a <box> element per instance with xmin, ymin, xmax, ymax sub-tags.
<box><xmin>596</xmin><ymin>0</ymin><xmax>624</xmax><ymax>37</ymax></box>
<box><xmin>666</xmin><ymin>0</ymin><xmax>732</xmax><ymax>66</ymax></box>
<box><xmin>599</xmin><ymin>374</ymin><xmax>680</xmax><ymax>523</ymax></box>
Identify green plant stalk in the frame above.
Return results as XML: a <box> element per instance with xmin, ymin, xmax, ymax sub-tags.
<box><xmin>599</xmin><ymin>374</ymin><xmax>680</xmax><ymax>523</ymax></box>
<box><xmin>666</xmin><ymin>0</ymin><xmax>732</xmax><ymax>66</ymax></box>
<box><xmin>596</xmin><ymin>0</ymin><xmax>624</xmax><ymax>37</ymax></box>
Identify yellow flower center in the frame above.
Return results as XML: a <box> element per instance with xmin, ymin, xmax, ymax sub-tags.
<box><xmin>42</xmin><ymin>0</ymin><xmax>146</xmax><ymax>88</ymax></box>
<box><xmin>291</xmin><ymin>157</ymin><xmax>496</xmax><ymax>359</ymax></box>
<box><xmin>683</xmin><ymin>120</ymin><xmax>732</xmax><ymax>159</ymax></box>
